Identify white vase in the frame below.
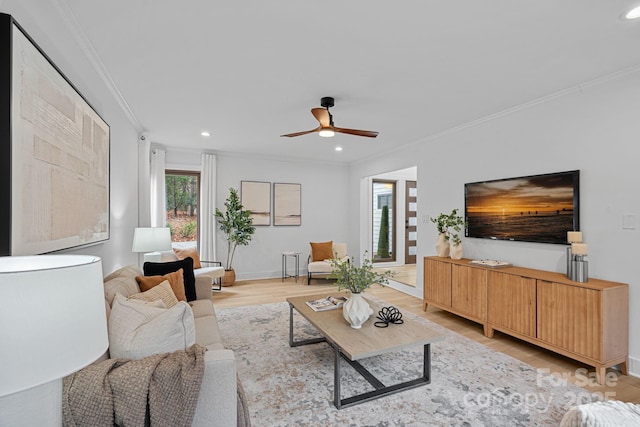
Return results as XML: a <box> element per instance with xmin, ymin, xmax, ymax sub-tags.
<box><xmin>435</xmin><ymin>233</ymin><xmax>450</xmax><ymax>257</ymax></box>
<box><xmin>450</xmin><ymin>243</ymin><xmax>463</xmax><ymax>260</ymax></box>
<box><xmin>343</xmin><ymin>293</ymin><xmax>373</xmax><ymax>329</ymax></box>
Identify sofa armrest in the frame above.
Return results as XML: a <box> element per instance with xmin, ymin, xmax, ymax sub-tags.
<box><xmin>195</xmin><ymin>276</ymin><xmax>213</xmax><ymax>300</ymax></box>
<box><xmin>192</xmin><ymin>349</ymin><xmax>237</xmax><ymax>427</ymax></box>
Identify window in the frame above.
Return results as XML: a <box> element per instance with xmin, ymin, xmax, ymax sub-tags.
<box><xmin>165</xmin><ymin>170</ymin><xmax>200</xmax><ymax>246</ymax></box>
<box><xmin>377</xmin><ymin>194</ymin><xmax>392</xmax><ymax>209</ymax></box>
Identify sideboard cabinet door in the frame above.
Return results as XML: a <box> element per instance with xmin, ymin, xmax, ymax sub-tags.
<box><xmin>537</xmin><ymin>280</ymin><xmax>601</xmax><ymax>360</ymax></box>
<box><xmin>451</xmin><ymin>264</ymin><xmax>487</xmax><ymax>321</ymax></box>
<box><xmin>423</xmin><ymin>258</ymin><xmax>452</xmax><ymax>308</ymax></box>
<box><xmin>488</xmin><ymin>271</ymin><xmax>536</xmax><ymax>337</ymax></box>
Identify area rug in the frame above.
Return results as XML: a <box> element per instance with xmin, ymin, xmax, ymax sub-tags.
<box><xmin>217</xmin><ymin>300</ymin><xmax>591</xmax><ymax>426</ymax></box>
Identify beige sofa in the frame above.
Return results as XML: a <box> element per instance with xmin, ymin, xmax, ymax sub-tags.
<box><xmin>102</xmin><ymin>265</ymin><xmax>238</xmax><ymax>427</ymax></box>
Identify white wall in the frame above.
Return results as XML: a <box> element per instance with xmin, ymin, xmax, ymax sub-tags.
<box><xmin>2</xmin><ymin>2</ymin><xmax>141</xmax><ymax>274</ymax></box>
<box><xmin>349</xmin><ymin>69</ymin><xmax>640</xmax><ymax>376</ymax></box>
<box><xmin>163</xmin><ymin>150</ymin><xmax>351</xmax><ymax>280</ymax></box>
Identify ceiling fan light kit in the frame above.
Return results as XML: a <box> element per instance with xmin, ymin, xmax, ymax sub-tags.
<box><xmin>281</xmin><ymin>97</ymin><xmax>379</xmax><ymax>139</ymax></box>
<box><xmin>319</xmin><ymin>129</ymin><xmax>335</xmax><ymax>137</ymax></box>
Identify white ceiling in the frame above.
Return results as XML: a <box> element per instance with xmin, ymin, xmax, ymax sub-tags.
<box><xmin>63</xmin><ymin>1</ymin><xmax>640</xmax><ymax>164</ymax></box>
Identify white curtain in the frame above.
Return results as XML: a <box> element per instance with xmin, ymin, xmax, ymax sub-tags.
<box><xmin>150</xmin><ymin>148</ymin><xmax>167</xmax><ymax>227</ymax></box>
<box><xmin>137</xmin><ymin>135</ymin><xmax>151</xmax><ymax>226</ymax></box>
<box><xmin>199</xmin><ymin>153</ymin><xmax>217</xmax><ymax>261</ymax></box>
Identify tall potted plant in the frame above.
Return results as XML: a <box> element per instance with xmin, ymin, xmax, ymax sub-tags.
<box><xmin>215</xmin><ymin>187</ymin><xmax>255</xmax><ymax>286</ymax></box>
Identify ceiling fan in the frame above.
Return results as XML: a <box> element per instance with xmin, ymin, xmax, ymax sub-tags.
<box><xmin>280</xmin><ymin>97</ymin><xmax>379</xmax><ymax>138</ymax></box>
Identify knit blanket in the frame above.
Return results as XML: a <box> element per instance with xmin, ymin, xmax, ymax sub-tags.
<box><xmin>63</xmin><ymin>344</ymin><xmax>205</xmax><ymax>427</ymax></box>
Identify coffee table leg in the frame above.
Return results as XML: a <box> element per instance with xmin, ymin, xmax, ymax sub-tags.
<box><xmin>288</xmin><ymin>303</ymin><xmax>326</xmax><ymax>347</ymax></box>
<box><xmin>424</xmin><ymin>343</ymin><xmax>431</xmax><ymax>382</ymax></box>
<box><xmin>333</xmin><ymin>343</ymin><xmax>433</xmax><ymax>409</ymax></box>
<box><xmin>334</xmin><ymin>347</ymin><xmax>342</xmax><ymax>409</ymax></box>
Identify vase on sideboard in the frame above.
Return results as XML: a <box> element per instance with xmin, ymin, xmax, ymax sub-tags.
<box><xmin>435</xmin><ymin>233</ymin><xmax>450</xmax><ymax>257</ymax></box>
<box><xmin>450</xmin><ymin>243</ymin><xmax>463</xmax><ymax>260</ymax></box>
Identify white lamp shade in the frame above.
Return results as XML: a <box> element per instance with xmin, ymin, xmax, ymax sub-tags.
<box><xmin>0</xmin><ymin>255</ymin><xmax>108</xmax><ymax>397</ymax></box>
<box><xmin>131</xmin><ymin>227</ymin><xmax>172</xmax><ymax>253</ymax></box>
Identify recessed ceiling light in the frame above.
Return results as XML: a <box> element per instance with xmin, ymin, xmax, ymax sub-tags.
<box><xmin>201</xmin><ymin>131</ymin><xmax>211</xmax><ymax>137</ymax></box>
<box><xmin>335</xmin><ymin>146</ymin><xmax>343</xmax><ymax>152</ymax></box>
<box><xmin>625</xmin><ymin>5</ymin><xmax>640</xmax><ymax>19</ymax></box>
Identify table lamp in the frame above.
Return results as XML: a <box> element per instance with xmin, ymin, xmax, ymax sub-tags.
<box><xmin>131</xmin><ymin>227</ymin><xmax>172</xmax><ymax>262</ymax></box>
<box><xmin>0</xmin><ymin>255</ymin><xmax>108</xmax><ymax>426</ymax></box>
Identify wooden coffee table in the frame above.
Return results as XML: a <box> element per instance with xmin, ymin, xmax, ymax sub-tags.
<box><xmin>286</xmin><ymin>293</ymin><xmax>445</xmax><ymax>409</ymax></box>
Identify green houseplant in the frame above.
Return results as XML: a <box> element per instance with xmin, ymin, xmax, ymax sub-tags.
<box><xmin>329</xmin><ymin>253</ymin><xmax>394</xmax><ymax>329</ymax></box>
<box><xmin>430</xmin><ymin>209</ymin><xmax>466</xmax><ymax>258</ymax></box>
<box><xmin>329</xmin><ymin>254</ymin><xmax>394</xmax><ymax>294</ymax></box>
<box><xmin>215</xmin><ymin>187</ymin><xmax>255</xmax><ymax>285</ymax></box>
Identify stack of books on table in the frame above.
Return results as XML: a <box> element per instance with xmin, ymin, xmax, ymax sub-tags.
<box><xmin>306</xmin><ymin>296</ymin><xmax>347</xmax><ymax>312</ymax></box>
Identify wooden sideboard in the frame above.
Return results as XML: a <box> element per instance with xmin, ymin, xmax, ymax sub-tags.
<box><xmin>423</xmin><ymin>256</ymin><xmax>628</xmax><ymax>383</ymax></box>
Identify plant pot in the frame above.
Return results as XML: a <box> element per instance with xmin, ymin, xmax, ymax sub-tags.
<box><xmin>222</xmin><ymin>269</ymin><xmax>236</xmax><ymax>287</ymax></box>
<box><xmin>450</xmin><ymin>243</ymin><xmax>463</xmax><ymax>260</ymax></box>
<box><xmin>435</xmin><ymin>233</ymin><xmax>450</xmax><ymax>257</ymax></box>
<box><xmin>343</xmin><ymin>293</ymin><xmax>373</xmax><ymax>329</ymax></box>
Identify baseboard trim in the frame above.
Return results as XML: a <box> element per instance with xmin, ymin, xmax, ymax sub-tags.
<box><xmin>627</xmin><ymin>356</ymin><xmax>640</xmax><ymax>379</ymax></box>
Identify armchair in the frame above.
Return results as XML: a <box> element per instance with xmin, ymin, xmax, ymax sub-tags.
<box><xmin>307</xmin><ymin>241</ymin><xmax>350</xmax><ymax>284</ymax></box>
<box><xmin>162</xmin><ymin>248</ymin><xmax>225</xmax><ymax>291</ymax></box>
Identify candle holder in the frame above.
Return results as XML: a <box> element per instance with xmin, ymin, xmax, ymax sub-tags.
<box><xmin>573</xmin><ymin>255</ymin><xmax>589</xmax><ymax>283</ymax></box>
<box><xmin>567</xmin><ymin>248</ymin><xmax>589</xmax><ymax>282</ymax></box>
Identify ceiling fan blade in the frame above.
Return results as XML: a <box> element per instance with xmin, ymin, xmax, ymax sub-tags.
<box><xmin>334</xmin><ymin>127</ymin><xmax>379</xmax><ymax>138</ymax></box>
<box><xmin>311</xmin><ymin>108</ymin><xmax>331</xmax><ymax>127</ymax></box>
<box><xmin>280</xmin><ymin>127</ymin><xmax>320</xmax><ymax>138</ymax></box>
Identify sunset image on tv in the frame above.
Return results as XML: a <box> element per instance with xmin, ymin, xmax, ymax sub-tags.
<box><xmin>465</xmin><ymin>171</ymin><xmax>579</xmax><ymax>244</ymax></box>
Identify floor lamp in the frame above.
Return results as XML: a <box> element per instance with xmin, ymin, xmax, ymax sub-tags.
<box><xmin>0</xmin><ymin>255</ymin><xmax>108</xmax><ymax>426</ymax></box>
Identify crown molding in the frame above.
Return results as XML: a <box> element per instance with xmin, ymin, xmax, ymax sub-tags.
<box><xmin>353</xmin><ymin>63</ymin><xmax>640</xmax><ymax>167</ymax></box>
<box><xmin>51</xmin><ymin>0</ymin><xmax>144</xmax><ymax>132</ymax></box>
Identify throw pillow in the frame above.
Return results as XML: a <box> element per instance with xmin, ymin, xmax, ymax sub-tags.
<box><xmin>108</xmin><ymin>294</ymin><xmax>196</xmax><ymax>360</ymax></box>
<box><xmin>129</xmin><ymin>280</ymin><xmax>179</xmax><ymax>308</ymax></box>
<box><xmin>310</xmin><ymin>241</ymin><xmax>333</xmax><ymax>262</ymax></box>
<box><xmin>136</xmin><ymin>269</ymin><xmax>187</xmax><ymax>302</ymax></box>
<box><xmin>144</xmin><ymin>257</ymin><xmax>197</xmax><ymax>302</ymax></box>
<box><xmin>173</xmin><ymin>247</ymin><xmax>202</xmax><ymax>269</ymax></box>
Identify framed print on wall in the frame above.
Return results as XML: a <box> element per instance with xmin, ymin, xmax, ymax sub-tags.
<box><xmin>273</xmin><ymin>183</ymin><xmax>301</xmax><ymax>226</ymax></box>
<box><xmin>0</xmin><ymin>14</ymin><xmax>110</xmax><ymax>256</ymax></box>
<box><xmin>241</xmin><ymin>181</ymin><xmax>271</xmax><ymax>226</ymax></box>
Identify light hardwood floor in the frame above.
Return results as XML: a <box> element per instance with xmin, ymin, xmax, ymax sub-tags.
<box><xmin>374</xmin><ymin>264</ymin><xmax>417</xmax><ymax>288</ymax></box>
<box><xmin>213</xmin><ymin>276</ymin><xmax>640</xmax><ymax>404</ymax></box>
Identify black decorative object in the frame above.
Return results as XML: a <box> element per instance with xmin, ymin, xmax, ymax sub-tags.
<box><xmin>144</xmin><ymin>257</ymin><xmax>197</xmax><ymax>301</ymax></box>
<box><xmin>374</xmin><ymin>306</ymin><xmax>404</xmax><ymax>328</ymax></box>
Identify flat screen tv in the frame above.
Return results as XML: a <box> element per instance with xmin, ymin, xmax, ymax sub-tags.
<box><xmin>464</xmin><ymin>170</ymin><xmax>579</xmax><ymax>244</ymax></box>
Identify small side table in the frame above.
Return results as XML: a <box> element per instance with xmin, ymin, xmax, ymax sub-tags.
<box><xmin>282</xmin><ymin>251</ymin><xmax>301</xmax><ymax>282</ymax></box>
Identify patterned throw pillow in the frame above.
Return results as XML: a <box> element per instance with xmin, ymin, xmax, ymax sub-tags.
<box><xmin>129</xmin><ymin>280</ymin><xmax>179</xmax><ymax>308</ymax></box>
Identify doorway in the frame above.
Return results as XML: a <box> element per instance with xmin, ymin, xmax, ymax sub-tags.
<box><xmin>372</xmin><ymin>180</ymin><xmax>396</xmax><ymax>263</ymax></box>
<box><xmin>363</xmin><ymin>166</ymin><xmax>418</xmax><ymax>289</ymax></box>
